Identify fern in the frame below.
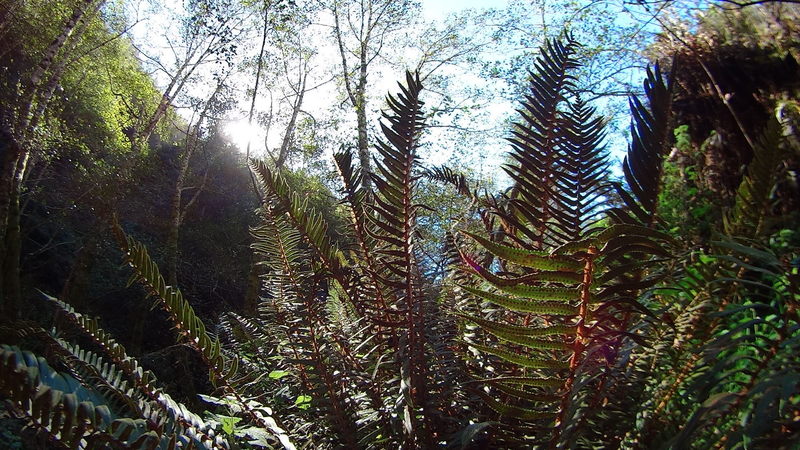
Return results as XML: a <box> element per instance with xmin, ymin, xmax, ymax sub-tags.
<box><xmin>5</xmin><ymin>29</ymin><xmax>797</xmax><ymax>449</ymax></box>
<box><xmin>626</xmin><ymin>116</ymin><xmax>800</xmax><ymax>448</ymax></box>
<box><xmin>111</xmin><ymin>220</ymin><xmax>295</xmax><ymax>449</ymax></box>
<box><xmin>0</xmin><ymin>344</ymin><xmax>203</xmax><ymax>449</ymax></box>
<box><xmin>455</xmin><ymin>35</ymin><xmax>677</xmax><ymax>447</ymax></box>
<box><xmin>42</xmin><ymin>294</ymin><xmax>224</xmax><ymax>444</ymax></box>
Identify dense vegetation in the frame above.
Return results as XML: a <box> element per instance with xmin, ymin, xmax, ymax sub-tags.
<box><xmin>0</xmin><ymin>0</ymin><xmax>799</xmax><ymax>448</ymax></box>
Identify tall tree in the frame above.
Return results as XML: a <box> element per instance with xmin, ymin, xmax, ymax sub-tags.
<box><xmin>329</xmin><ymin>0</ymin><xmax>416</xmax><ymax>190</ymax></box>
<box><xmin>0</xmin><ymin>0</ymin><xmax>107</xmax><ymax>316</ymax></box>
<box><xmin>128</xmin><ymin>0</ymin><xmax>245</xmax><ymax>148</ymax></box>
<box><xmin>165</xmin><ymin>81</ymin><xmax>231</xmax><ymax>286</ymax></box>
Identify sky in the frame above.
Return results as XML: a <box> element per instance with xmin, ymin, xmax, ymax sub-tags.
<box><xmin>422</xmin><ymin>0</ymin><xmax>504</xmax><ymax>21</ymax></box>
<box><xmin>125</xmin><ymin>0</ymin><xmax>661</xmax><ymax>181</ymax></box>
<box><xmin>219</xmin><ymin>0</ymin><xmax>516</xmax><ymax>171</ymax></box>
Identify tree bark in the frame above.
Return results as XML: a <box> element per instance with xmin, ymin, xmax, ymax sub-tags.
<box><xmin>275</xmin><ymin>72</ymin><xmax>307</xmax><ymax>168</ymax></box>
<box><xmin>30</xmin><ymin>0</ymin><xmax>103</xmax><ymax>129</ymax></box>
<box><xmin>166</xmin><ymin>169</ymin><xmax>186</xmax><ymax>287</ymax></box>
<box><xmin>29</xmin><ymin>0</ymin><xmax>98</xmax><ymax>86</ymax></box>
<box><xmin>164</xmin><ymin>78</ymin><xmax>221</xmax><ymax>285</ymax></box>
<box><xmin>333</xmin><ymin>3</ymin><xmax>372</xmax><ymax>191</ymax></box>
<box><xmin>355</xmin><ymin>37</ymin><xmax>370</xmax><ymax>190</ymax></box>
<box><xmin>1</xmin><ymin>0</ymin><xmax>103</xmax><ymax>315</ymax></box>
<box><xmin>18</xmin><ymin>0</ymin><xmax>102</xmax><ymax>130</ymax></box>
<box><xmin>1</xmin><ymin>150</ymin><xmax>27</xmax><ymax>318</ymax></box>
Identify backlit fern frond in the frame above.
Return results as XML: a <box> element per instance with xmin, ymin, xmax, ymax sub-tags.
<box><xmin>42</xmin><ymin>294</ymin><xmax>223</xmax><ymax>445</ymax></box>
<box><xmin>608</xmin><ymin>63</ymin><xmax>674</xmax><ymax>227</ymax></box>
<box><xmin>112</xmin><ymin>221</ymin><xmax>230</xmax><ymax>386</ymax></box>
<box><xmin>424</xmin><ymin>165</ymin><xmax>476</xmax><ymax>200</ymax></box>
<box><xmin>456</xmin><ymin>36</ymin><xmax>675</xmax><ymax>446</ymax></box>
<box><xmin>249</xmin><ymin>159</ymin><xmax>356</xmax><ymax>314</ymax></box>
<box><xmin>368</xmin><ymin>71</ymin><xmax>437</xmax><ymax>447</ymax></box>
<box><xmin>503</xmin><ymin>34</ymin><xmax>599</xmax><ymax>248</ymax></box>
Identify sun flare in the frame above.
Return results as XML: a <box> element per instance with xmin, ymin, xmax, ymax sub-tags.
<box><xmin>224</xmin><ymin>119</ymin><xmax>263</xmax><ymax>153</ymax></box>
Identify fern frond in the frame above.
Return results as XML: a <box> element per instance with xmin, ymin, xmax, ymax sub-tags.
<box><xmin>367</xmin><ymin>71</ymin><xmax>433</xmax><ymax>447</ymax></box>
<box><xmin>609</xmin><ymin>62</ymin><xmax>674</xmax><ymax>226</ymax></box>
<box><xmin>112</xmin><ymin>222</ymin><xmax>295</xmax><ymax>449</ymax></box>
<box><xmin>723</xmin><ymin>118</ymin><xmax>784</xmax><ymax>237</ymax></box>
<box><xmin>0</xmin><ymin>345</ymin><xmax>201</xmax><ymax>449</ymax></box>
<box><xmin>424</xmin><ymin>165</ymin><xmax>475</xmax><ymax>200</ymax></box>
<box><xmin>249</xmin><ymin>159</ymin><xmax>358</xmax><ymax>318</ymax></box>
<box><xmin>502</xmin><ymin>34</ymin><xmax>610</xmax><ymax>248</ymax></box>
<box><xmin>111</xmin><ymin>222</ymin><xmax>229</xmax><ymax>386</ymax></box>
<box><xmin>42</xmin><ymin>294</ymin><xmax>228</xmax><ymax>447</ymax></box>
<box><xmin>456</xmin><ymin>36</ymin><xmax>675</xmax><ymax>447</ymax></box>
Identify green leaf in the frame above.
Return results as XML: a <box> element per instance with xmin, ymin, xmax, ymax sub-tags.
<box><xmin>474</xmin><ymin>391</ymin><xmax>557</xmax><ymax>421</ymax></box>
<box><xmin>268</xmin><ymin>370</ymin><xmax>290</xmax><ymax>380</ymax></box>
<box><xmin>460</xmin><ymin>285</ymin><xmax>578</xmax><ymax>315</ymax></box>
<box><xmin>467</xmin><ymin>342</ymin><xmax>570</xmax><ymax>369</ymax></box>
<box><xmin>458</xmin><ymin>313</ymin><xmax>575</xmax><ymax>337</ymax></box>
<box><xmin>462</xmin><ymin>231</ymin><xmax>582</xmax><ymax>271</ymax></box>
<box><xmin>294</xmin><ymin>395</ymin><xmax>312</xmax><ymax>410</ymax></box>
<box><xmin>219</xmin><ymin>415</ymin><xmax>241</xmax><ymax>435</ymax></box>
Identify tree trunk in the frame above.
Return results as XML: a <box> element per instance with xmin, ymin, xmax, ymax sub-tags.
<box><xmin>356</xmin><ymin>93</ymin><xmax>370</xmax><ymax>191</ymax></box>
<box><xmin>166</xmin><ymin>148</ymin><xmax>192</xmax><ymax>286</ymax></box>
<box><xmin>356</xmin><ymin>43</ymin><xmax>370</xmax><ymax>189</ymax></box>
<box><xmin>0</xmin><ymin>130</ymin><xmax>19</xmax><ymax>249</ymax></box>
<box><xmin>137</xmin><ymin>45</ymin><xmax>205</xmax><ymax>148</ymax></box>
<box><xmin>1</xmin><ymin>151</ymin><xmax>27</xmax><ymax>318</ymax></box>
<box><xmin>1</xmin><ymin>0</ymin><xmax>103</xmax><ymax>317</ymax></box>
<box><xmin>29</xmin><ymin>0</ymin><xmax>98</xmax><ymax>86</ymax></box>
<box><xmin>30</xmin><ymin>1</ymin><xmax>102</xmax><ymax>128</ymax></box>
<box><xmin>275</xmin><ymin>73</ymin><xmax>307</xmax><ymax>169</ymax></box>
<box><xmin>18</xmin><ymin>0</ymin><xmax>101</xmax><ymax>129</ymax></box>
<box><xmin>60</xmin><ymin>234</ymin><xmax>98</xmax><ymax>311</ymax></box>
<box><xmin>333</xmin><ymin>4</ymin><xmax>372</xmax><ymax>191</ymax></box>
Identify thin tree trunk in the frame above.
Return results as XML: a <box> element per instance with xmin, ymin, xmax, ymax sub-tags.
<box><xmin>1</xmin><ymin>151</ymin><xmax>27</xmax><ymax>318</ymax></box>
<box><xmin>60</xmin><ymin>234</ymin><xmax>98</xmax><ymax>311</ymax></box>
<box><xmin>333</xmin><ymin>3</ymin><xmax>372</xmax><ymax>191</ymax></box>
<box><xmin>355</xmin><ymin>37</ymin><xmax>371</xmax><ymax>188</ymax></box>
<box><xmin>355</xmin><ymin>89</ymin><xmax>370</xmax><ymax>190</ymax></box>
<box><xmin>18</xmin><ymin>0</ymin><xmax>101</xmax><ymax>129</ymax></box>
<box><xmin>1</xmin><ymin>1</ymin><xmax>102</xmax><ymax>314</ymax></box>
<box><xmin>166</xmin><ymin>176</ymin><xmax>184</xmax><ymax>286</ymax></box>
<box><xmin>166</xmin><ymin>131</ymin><xmax>195</xmax><ymax>286</ymax></box>
<box><xmin>29</xmin><ymin>0</ymin><xmax>97</xmax><ymax>86</ymax></box>
<box><xmin>275</xmin><ymin>73</ymin><xmax>307</xmax><ymax>168</ymax></box>
<box><xmin>136</xmin><ymin>46</ymin><xmax>203</xmax><ymax>149</ymax></box>
<box><xmin>164</xmin><ymin>77</ymin><xmax>222</xmax><ymax>285</ymax></box>
<box><xmin>0</xmin><ymin>129</ymin><xmax>18</xmax><ymax>249</ymax></box>
<box><xmin>29</xmin><ymin>1</ymin><xmax>103</xmax><ymax>129</ymax></box>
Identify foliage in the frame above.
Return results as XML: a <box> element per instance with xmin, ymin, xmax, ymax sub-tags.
<box><xmin>1</xmin><ymin>23</ymin><xmax>799</xmax><ymax>450</ymax></box>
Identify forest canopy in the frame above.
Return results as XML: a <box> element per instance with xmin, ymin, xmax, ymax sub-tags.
<box><xmin>0</xmin><ymin>0</ymin><xmax>799</xmax><ymax>448</ymax></box>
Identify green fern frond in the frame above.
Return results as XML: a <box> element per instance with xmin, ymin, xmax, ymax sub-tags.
<box><xmin>723</xmin><ymin>118</ymin><xmax>784</xmax><ymax>237</ymax></box>
<box><xmin>455</xmin><ymin>37</ymin><xmax>676</xmax><ymax>447</ymax></box>
<box><xmin>112</xmin><ymin>222</ymin><xmax>295</xmax><ymax>449</ymax></box>
<box><xmin>43</xmin><ymin>295</ymin><xmax>234</xmax><ymax>449</ymax></box>
<box><xmin>111</xmin><ymin>223</ymin><xmax>228</xmax><ymax>386</ymax></box>
<box><xmin>0</xmin><ymin>345</ymin><xmax>206</xmax><ymax>449</ymax></box>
